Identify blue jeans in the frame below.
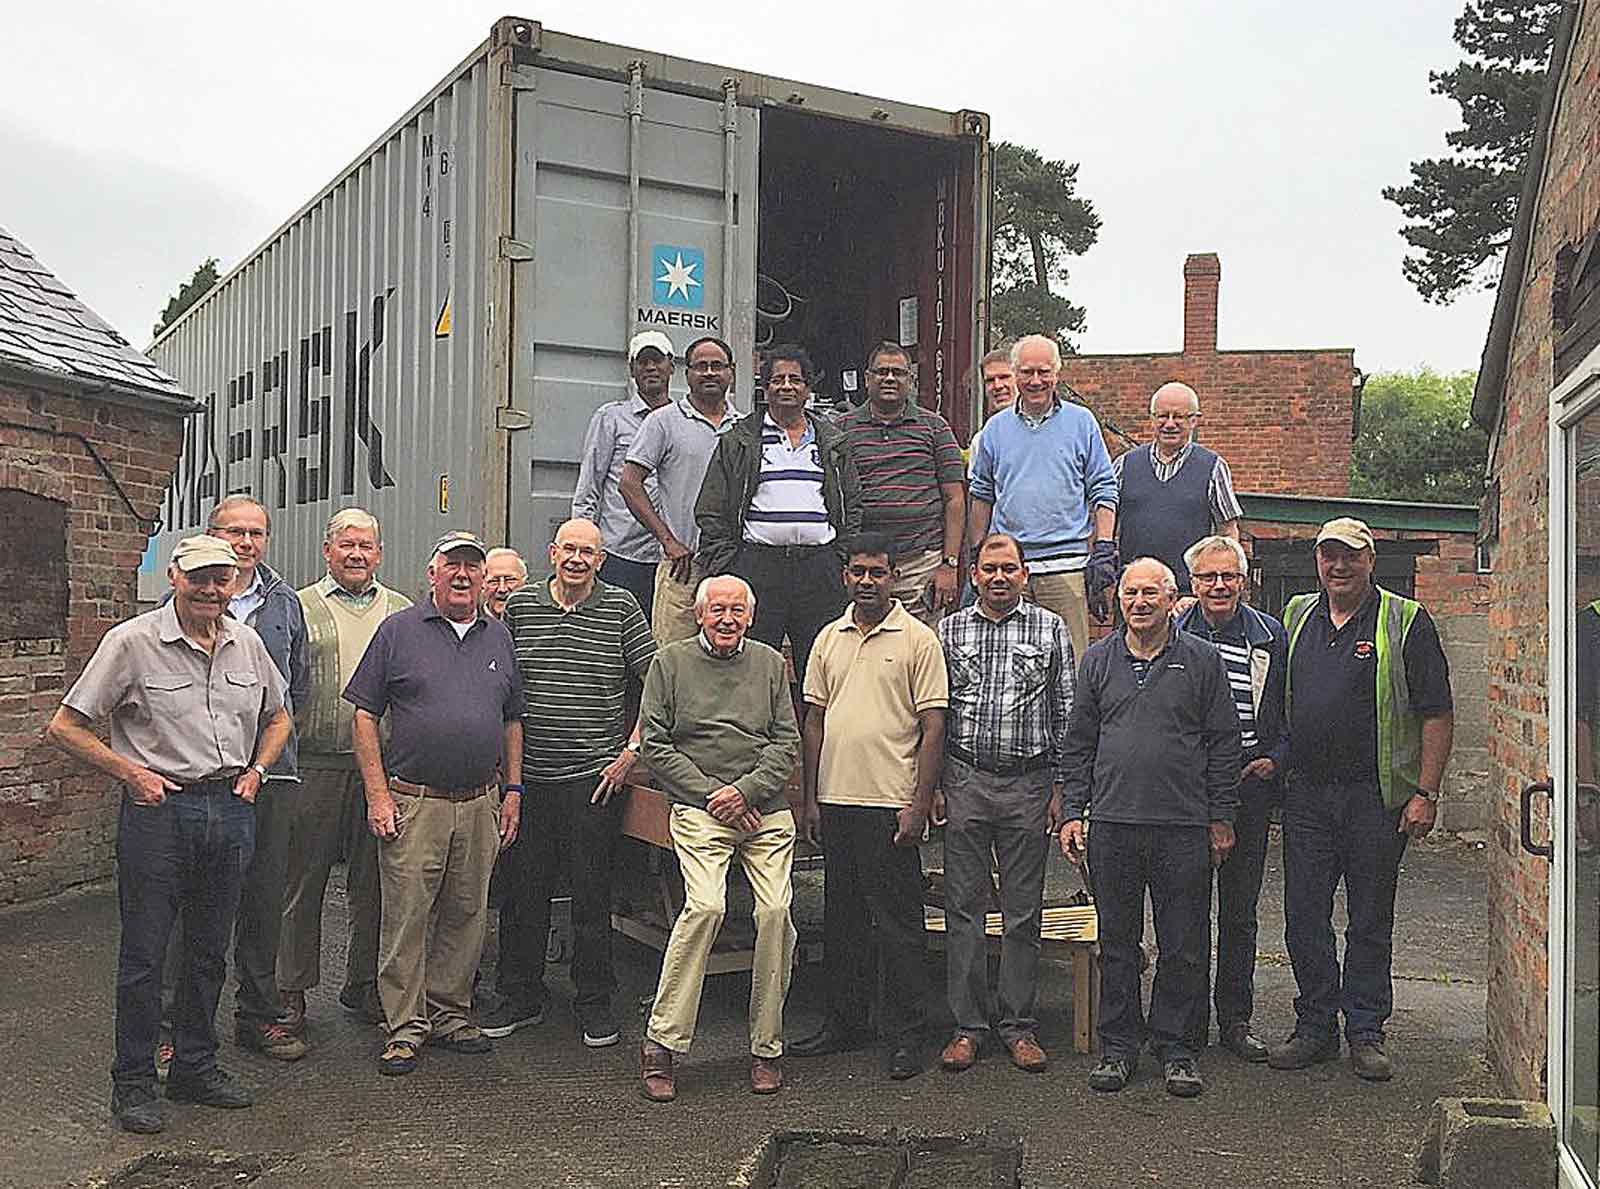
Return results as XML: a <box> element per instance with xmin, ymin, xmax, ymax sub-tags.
<box><xmin>113</xmin><ymin>783</ymin><xmax>255</xmax><ymax>1090</ymax></box>
<box><xmin>1282</xmin><ymin>776</ymin><xmax>1408</xmax><ymax>1043</ymax></box>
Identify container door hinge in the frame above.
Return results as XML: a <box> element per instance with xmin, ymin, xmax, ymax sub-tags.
<box><xmin>499</xmin><ymin>237</ymin><xmax>534</xmax><ymax>262</ymax></box>
<box><xmin>496</xmin><ymin>407</ymin><xmax>533</xmax><ymax>432</ymax></box>
<box><xmin>502</xmin><ymin>63</ymin><xmax>538</xmax><ymax>91</ymax></box>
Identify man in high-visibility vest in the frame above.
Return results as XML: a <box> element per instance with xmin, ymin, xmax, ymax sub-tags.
<box><xmin>1268</xmin><ymin>517</ymin><xmax>1454</xmax><ymax>1083</ymax></box>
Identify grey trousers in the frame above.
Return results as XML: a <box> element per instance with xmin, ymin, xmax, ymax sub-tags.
<box><xmin>941</xmin><ymin>756</ymin><xmax>1051</xmax><ymax>1043</ymax></box>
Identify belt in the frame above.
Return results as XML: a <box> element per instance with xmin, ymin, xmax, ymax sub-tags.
<box><xmin>171</xmin><ymin>770</ymin><xmax>243</xmax><ymax>793</ymax></box>
<box><xmin>946</xmin><ymin>745</ymin><xmax>1052</xmax><ymax>777</ymax></box>
<box><xmin>742</xmin><ymin>542</ymin><xmax>835</xmax><ymax>557</ymax></box>
<box><xmin>389</xmin><ymin>777</ymin><xmax>494</xmax><ymax>802</ymax></box>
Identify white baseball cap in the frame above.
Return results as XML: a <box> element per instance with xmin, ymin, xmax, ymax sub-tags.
<box><xmin>628</xmin><ymin>330</ymin><xmax>675</xmax><ymax>362</ymax></box>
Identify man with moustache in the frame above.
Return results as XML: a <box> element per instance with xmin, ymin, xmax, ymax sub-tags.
<box><xmin>484</xmin><ymin>518</ymin><xmax>657</xmax><ymax>1048</ymax></box>
<box><xmin>935</xmin><ymin>533</ymin><xmax>1073</xmax><ymax>1074</ymax></box>
<box><xmin>278</xmin><ymin>508</ymin><xmax>412</xmax><ymax>1033</ymax></box>
<box><xmin>47</xmin><ymin>534</ymin><xmax>291</xmax><ymax>1132</ymax></box>
<box><xmin>343</xmin><ymin>531</ymin><xmax>525</xmax><ymax>1075</ymax></box>
<box><xmin>622</xmin><ymin>336</ymin><xmax>741</xmax><ymax>643</ymax></box>
<box><xmin>481</xmin><ymin>547</ymin><xmax>529</xmax><ymax>620</ymax></box>
<box><xmin>1059</xmin><ymin>558</ymin><xmax>1241</xmax><ymax>1098</ymax></box>
<box><xmin>574</xmin><ymin>330</ymin><xmax>677</xmax><ymax>621</ymax></box>
<box><xmin>637</xmin><ymin>575</ymin><xmax>801</xmax><ymax>1101</ymax></box>
<box><xmin>791</xmin><ymin>533</ymin><xmax>948</xmax><ymax>1080</ymax></box>
<box><xmin>696</xmin><ymin>344</ymin><xmax>861</xmax><ymax>690</ymax></box>
<box><xmin>837</xmin><ymin>342</ymin><xmax>965</xmax><ymax>625</ymax></box>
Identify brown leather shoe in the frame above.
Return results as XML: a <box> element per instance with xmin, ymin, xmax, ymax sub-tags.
<box><xmin>750</xmin><ymin>1056</ymin><xmax>783</xmax><ymax>1095</ymax></box>
<box><xmin>640</xmin><ymin>1041</ymin><xmax>675</xmax><ymax>1103</ymax></box>
<box><xmin>279</xmin><ymin>990</ymin><xmax>307</xmax><ymax>1035</ymax></box>
<box><xmin>1006</xmin><ymin>1033</ymin><xmax>1048</xmax><ymax>1072</ymax></box>
<box><xmin>940</xmin><ymin>1034</ymin><xmax>979</xmax><ymax>1072</ymax></box>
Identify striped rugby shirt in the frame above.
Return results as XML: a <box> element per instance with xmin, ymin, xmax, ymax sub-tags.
<box><xmin>837</xmin><ymin>399</ymin><xmax>965</xmax><ymax>557</ymax></box>
<box><xmin>742</xmin><ymin>413</ymin><xmax>834</xmax><ymax>546</ymax></box>
<box><xmin>1185</xmin><ymin>611</ymin><xmax>1259</xmax><ymax>754</ymax></box>
<box><xmin>502</xmin><ymin>578</ymin><xmax>657</xmax><ymax>782</ymax></box>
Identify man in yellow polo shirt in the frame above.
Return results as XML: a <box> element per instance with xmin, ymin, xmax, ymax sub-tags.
<box><xmin>791</xmin><ymin>532</ymin><xmax>948</xmax><ymax>1080</ymax></box>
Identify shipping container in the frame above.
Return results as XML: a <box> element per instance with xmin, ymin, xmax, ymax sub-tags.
<box><xmin>145</xmin><ymin>16</ymin><xmax>991</xmax><ymax>592</ymax></box>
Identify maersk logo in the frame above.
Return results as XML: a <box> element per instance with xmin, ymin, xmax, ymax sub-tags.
<box><xmin>651</xmin><ymin>245</ymin><xmax>705</xmax><ymax>309</ymax></box>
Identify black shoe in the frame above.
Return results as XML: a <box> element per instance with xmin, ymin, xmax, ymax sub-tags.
<box><xmin>426</xmin><ymin>1026</ymin><xmax>493</xmax><ymax>1055</ymax></box>
<box><xmin>1088</xmin><ymin>1055</ymin><xmax>1135</xmax><ymax>1092</ymax></box>
<box><xmin>339</xmin><ymin>984</ymin><xmax>385</xmax><ymax>1026</ymax></box>
<box><xmin>1219</xmin><ymin>1023</ymin><xmax>1269</xmax><ymax>1063</ymax></box>
<box><xmin>1164</xmin><ymin>1057</ymin><xmax>1205</xmax><ymax>1097</ymax></box>
<box><xmin>1348</xmin><ymin>1038</ymin><xmax>1394</xmax><ymax>1082</ymax></box>
<box><xmin>479</xmin><ymin>997</ymin><xmax>545</xmax><ymax>1039</ymax></box>
<box><xmin>111</xmin><ymin>1085</ymin><xmax>164</xmax><ymax>1133</ymax></box>
<box><xmin>579</xmin><ymin>1004</ymin><xmax>621</xmax><ymax>1049</ymax></box>
<box><xmin>789</xmin><ymin>1023</ymin><xmax>870</xmax><ymax>1058</ymax></box>
<box><xmin>165</xmin><ymin>1066</ymin><xmax>252</xmax><ymax>1109</ymax></box>
<box><xmin>886</xmin><ymin>1044</ymin><xmax>924</xmax><ymax>1081</ymax></box>
<box><xmin>1267</xmin><ymin>1032</ymin><xmax>1341</xmax><ymax>1070</ymax></box>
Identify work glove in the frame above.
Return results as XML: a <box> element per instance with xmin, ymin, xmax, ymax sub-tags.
<box><xmin>1084</xmin><ymin>540</ymin><xmax>1120</xmax><ymax>621</ymax></box>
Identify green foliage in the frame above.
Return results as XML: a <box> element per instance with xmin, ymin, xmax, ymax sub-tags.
<box><xmin>1382</xmin><ymin>0</ymin><xmax>1563</xmax><ymax>304</ymax></box>
<box><xmin>991</xmin><ymin>142</ymin><xmax>1101</xmax><ymax>348</ymax></box>
<box><xmin>1350</xmin><ymin>369</ymin><xmax>1488</xmax><ymax>503</ymax></box>
<box><xmin>153</xmin><ymin>258</ymin><xmax>219</xmax><ymax>339</ymax></box>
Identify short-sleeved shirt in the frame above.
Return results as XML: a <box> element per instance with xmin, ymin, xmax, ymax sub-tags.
<box><xmin>803</xmin><ymin>599</ymin><xmax>949</xmax><ymax>807</ymax></box>
<box><xmin>62</xmin><ymin>601</ymin><xmax>288</xmax><ymax>783</ymax></box>
<box><xmin>342</xmin><ymin>602</ymin><xmax>524</xmax><ymax>790</ymax></box>
<box><xmin>837</xmin><ymin>400</ymin><xmax>965</xmax><ymax>557</ymax></box>
<box><xmin>571</xmin><ymin>390</ymin><xmax>664</xmax><ymax>564</ymax></box>
<box><xmin>743</xmin><ymin>413</ymin><xmax>834</xmax><ymax>547</ymax></box>
<box><xmin>502</xmin><ymin>578</ymin><xmax>657</xmax><ymax>782</ymax></box>
<box><xmin>1288</xmin><ymin>588</ymin><xmax>1453</xmax><ymax>786</ymax></box>
<box><xmin>624</xmin><ymin>396</ymin><xmax>741</xmax><ymax>551</ymax></box>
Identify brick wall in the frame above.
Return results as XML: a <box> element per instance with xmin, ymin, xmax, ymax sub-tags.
<box><xmin>0</xmin><ymin>382</ymin><xmax>185</xmax><ymax>905</ymax></box>
<box><xmin>1482</xmin><ymin>4</ymin><xmax>1600</xmax><ymax>1099</ymax></box>
<box><xmin>1059</xmin><ymin>254</ymin><xmax>1356</xmax><ymax>498</ymax></box>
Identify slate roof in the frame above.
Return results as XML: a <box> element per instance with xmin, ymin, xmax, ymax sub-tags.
<box><xmin>0</xmin><ymin>225</ymin><xmax>193</xmax><ymax>407</ymax></box>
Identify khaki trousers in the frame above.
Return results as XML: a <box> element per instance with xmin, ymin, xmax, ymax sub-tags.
<box><xmin>377</xmin><ymin>788</ymin><xmax>500</xmax><ymax>1045</ymax></box>
<box><xmin>277</xmin><ymin>763</ymin><xmax>381</xmax><ymax>997</ymax></box>
<box><xmin>652</xmin><ymin>562</ymin><xmax>699</xmax><ymax>645</ymax></box>
<box><xmin>1026</xmin><ymin>569</ymin><xmax>1089</xmax><ymax>664</ymax></box>
<box><xmin>891</xmin><ymin>547</ymin><xmax>946</xmax><ymax>628</ymax></box>
<box><xmin>646</xmin><ymin>804</ymin><xmax>796</xmax><ymax>1058</ymax></box>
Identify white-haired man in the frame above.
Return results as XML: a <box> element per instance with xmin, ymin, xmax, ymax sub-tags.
<box><xmin>1111</xmin><ymin>382</ymin><xmax>1242</xmax><ymax>594</ymax></box>
<box><xmin>637</xmin><ymin>574</ymin><xmax>801</xmax><ymax>1102</ymax></box>
<box><xmin>968</xmin><ymin>334</ymin><xmax>1118</xmax><ymax>663</ymax></box>
<box><xmin>1059</xmin><ymin>558</ymin><xmax>1241</xmax><ymax>1099</ymax></box>
<box><xmin>482</xmin><ymin>547</ymin><xmax>529</xmax><ymax>620</ymax></box>
<box><xmin>1174</xmin><ymin>534</ymin><xmax>1288</xmax><ymax>1063</ymax></box>
<box><xmin>279</xmin><ymin>507</ymin><xmax>412</xmax><ymax>1032</ymax></box>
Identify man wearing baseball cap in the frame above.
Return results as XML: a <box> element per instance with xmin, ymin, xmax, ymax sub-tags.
<box><xmin>46</xmin><ymin>534</ymin><xmax>292</xmax><ymax>1132</ymax></box>
<box><xmin>572</xmin><ymin>330</ymin><xmax>676</xmax><ymax>622</ymax></box>
<box><xmin>1268</xmin><ymin>517</ymin><xmax>1454</xmax><ymax>1083</ymax></box>
<box><xmin>342</xmin><ymin>530</ymin><xmax>525</xmax><ymax>1076</ymax></box>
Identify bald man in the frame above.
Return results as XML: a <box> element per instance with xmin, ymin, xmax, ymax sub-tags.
<box><xmin>1111</xmin><ymin>382</ymin><xmax>1242</xmax><ymax>595</ymax></box>
<box><xmin>484</xmin><ymin>519</ymin><xmax>657</xmax><ymax>1048</ymax></box>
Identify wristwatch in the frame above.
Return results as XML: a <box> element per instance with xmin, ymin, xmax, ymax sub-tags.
<box><xmin>1416</xmin><ymin>787</ymin><xmax>1440</xmax><ymax>802</ymax></box>
<box><xmin>625</xmin><ymin>739</ymin><xmax>642</xmax><ymax>754</ymax></box>
<box><xmin>941</xmin><ymin>555</ymin><xmax>959</xmax><ymax>569</ymax></box>
<box><xmin>250</xmin><ymin>762</ymin><xmax>268</xmax><ymax>779</ymax></box>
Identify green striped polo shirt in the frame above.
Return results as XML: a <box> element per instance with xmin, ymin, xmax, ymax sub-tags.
<box><xmin>501</xmin><ymin>578</ymin><xmax>657</xmax><ymax>782</ymax></box>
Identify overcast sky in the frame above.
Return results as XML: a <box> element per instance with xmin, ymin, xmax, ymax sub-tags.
<box><xmin>1</xmin><ymin>0</ymin><xmax>1496</xmax><ymax>374</ymax></box>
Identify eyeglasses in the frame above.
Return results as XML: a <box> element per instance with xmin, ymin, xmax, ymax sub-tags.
<box><xmin>1154</xmin><ymin>412</ymin><xmax>1200</xmax><ymax>423</ymax></box>
<box><xmin>212</xmin><ymin>525</ymin><xmax>268</xmax><ymax>541</ymax></box>
<box><xmin>686</xmin><ymin>360</ymin><xmax>731</xmax><ymax>374</ymax></box>
<box><xmin>1191</xmin><ymin>571</ymin><xmax>1245</xmax><ymax>586</ymax></box>
<box><xmin>871</xmin><ymin>367</ymin><xmax>911</xmax><ymax>380</ymax></box>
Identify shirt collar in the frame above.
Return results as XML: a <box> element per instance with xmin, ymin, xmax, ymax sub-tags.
<box><xmin>423</xmin><ymin>600</ymin><xmax>481</xmax><ymax>631</ymax></box>
<box><xmin>1118</xmin><ymin>621</ymin><xmax>1176</xmax><ymax>663</ymax></box>
<box><xmin>762</xmin><ymin>410</ymin><xmax>815</xmax><ymax>446</ymax></box>
<box><xmin>677</xmin><ymin>395</ymin><xmax>740</xmax><ymax>430</ymax></box>
<box><xmin>532</xmin><ymin>577</ymin><xmax>607</xmax><ymax>611</ymax></box>
<box><xmin>697</xmin><ymin>630</ymin><xmax>746</xmax><ymax>657</ymax></box>
<box><xmin>1153</xmin><ymin>439</ymin><xmax>1195</xmax><ymax>468</ymax></box>
<box><xmin>319</xmin><ymin>572</ymin><xmax>378</xmax><ymax>601</ymax></box>
<box><xmin>627</xmin><ymin>386</ymin><xmax>656</xmax><ymax>417</ymax></box>
<box><xmin>157</xmin><ymin>598</ymin><xmax>238</xmax><ymax>649</ymax></box>
<box><xmin>974</xmin><ymin>597</ymin><xmax>1026</xmax><ymax>625</ymax></box>
<box><xmin>1016</xmin><ymin>397</ymin><xmax>1060</xmax><ymax>427</ymax></box>
<box><xmin>839</xmin><ymin>599</ymin><xmax>909</xmax><ymax>637</ymax></box>
<box><xmin>866</xmin><ymin>397</ymin><xmax>917</xmax><ymax>425</ymax></box>
<box><xmin>1193</xmin><ymin>606</ymin><xmax>1245</xmax><ymax>639</ymax></box>
<box><xmin>235</xmin><ymin>570</ymin><xmax>263</xmax><ymax>598</ymax></box>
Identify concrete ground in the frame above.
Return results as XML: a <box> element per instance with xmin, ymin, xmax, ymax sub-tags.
<box><xmin>0</xmin><ymin>829</ymin><xmax>1495</xmax><ymax>1189</ymax></box>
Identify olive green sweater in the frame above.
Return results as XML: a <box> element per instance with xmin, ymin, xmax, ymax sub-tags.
<box><xmin>639</xmin><ymin>637</ymin><xmax>800</xmax><ymax>814</ymax></box>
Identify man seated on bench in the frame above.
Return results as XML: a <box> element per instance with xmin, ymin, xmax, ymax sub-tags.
<box><xmin>934</xmin><ymin>532</ymin><xmax>1074</xmax><ymax>1074</ymax></box>
<box><xmin>637</xmin><ymin>575</ymin><xmax>801</xmax><ymax>1102</ymax></box>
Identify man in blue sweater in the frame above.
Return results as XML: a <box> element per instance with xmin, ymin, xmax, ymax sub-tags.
<box><xmin>968</xmin><ymin>334</ymin><xmax>1119</xmax><ymax>663</ymax></box>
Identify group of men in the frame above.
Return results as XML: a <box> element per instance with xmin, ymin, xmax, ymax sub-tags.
<box><xmin>51</xmin><ymin>327</ymin><xmax>1453</xmax><ymax>1133</ymax></box>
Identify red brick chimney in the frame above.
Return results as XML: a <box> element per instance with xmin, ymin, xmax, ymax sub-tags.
<box><xmin>1183</xmin><ymin>253</ymin><xmax>1221</xmax><ymax>354</ymax></box>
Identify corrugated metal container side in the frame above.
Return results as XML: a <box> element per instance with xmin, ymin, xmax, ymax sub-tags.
<box><xmin>149</xmin><ymin>43</ymin><xmax>502</xmax><ymax>594</ymax></box>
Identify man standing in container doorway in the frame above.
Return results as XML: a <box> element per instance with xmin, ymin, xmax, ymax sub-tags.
<box><xmin>278</xmin><ymin>508</ymin><xmax>412</xmax><ymax>1034</ymax></box>
<box><xmin>837</xmin><ymin>341</ymin><xmax>966</xmax><ymax>626</ymax></box>
<box><xmin>574</xmin><ymin>330</ymin><xmax>676</xmax><ymax>623</ymax></box>
<box><xmin>343</xmin><ymin>531</ymin><xmax>525</xmax><ymax>1076</ymax></box>
<box><xmin>967</xmin><ymin>335</ymin><xmax>1119</xmax><ymax>664</ymax></box>
<box><xmin>621</xmin><ymin>336</ymin><xmax>741</xmax><ymax>643</ymax></box>
<box><xmin>966</xmin><ymin>347</ymin><xmax>1018</xmax><ymax>468</ymax></box>
<box><xmin>46</xmin><ymin>534</ymin><xmax>291</xmax><ymax>1133</ymax></box>
<box><xmin>790</xmin><ymin>533</ymin><xmax>948</xmax><ymax>1080</ymax></box>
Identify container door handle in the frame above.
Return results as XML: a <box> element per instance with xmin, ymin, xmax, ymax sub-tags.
<box><xmin>1519</xmin><ymin>779</ymin><xmax>1553</xmax><ymax>859</ymax></box>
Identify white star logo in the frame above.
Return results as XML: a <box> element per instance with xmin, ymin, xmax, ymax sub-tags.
<box><xmin>657</xmin><ymin>252</ymin><xmax>702</xmax><ymax>301</ymax></box>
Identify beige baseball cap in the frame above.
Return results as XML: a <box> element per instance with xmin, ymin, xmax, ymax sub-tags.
<box><xmin>628</xmin><ymin>330</ymin><xmax>675</xmax><ymax>362</ymax></box>
<box><xmin>171</xmin><ymin>534</ymin><xmax>239</xmax><ymax>572</ymax></box>
<box><xmin>432</xmin><ymin>530</ymin><xmax>489</xmax><ymax>561</ymax></box>
<box><xmin>1314</xmin><ymin>517</ymin><xmax>1376</xmax><ymax>552</ymax></box>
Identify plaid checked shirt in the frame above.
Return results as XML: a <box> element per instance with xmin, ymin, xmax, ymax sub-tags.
<box><xmin>937</xmin><ymin>600</ymin><xmax>1076</xmax><ymax>781</ymax></box>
